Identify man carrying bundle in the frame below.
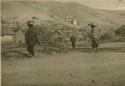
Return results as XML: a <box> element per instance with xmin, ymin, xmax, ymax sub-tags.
<box><xmin>86</xmin><ymin>23</ymin><xmax>100</xmax><ymax>52</ymax></box>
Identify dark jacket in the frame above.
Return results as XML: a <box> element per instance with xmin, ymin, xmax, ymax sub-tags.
<box><xmin>25</xmin><ymin>26</ymin><xmax>40</xmax><ymax>45</ymax></box>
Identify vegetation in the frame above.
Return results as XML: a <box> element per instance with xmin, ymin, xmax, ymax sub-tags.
<box><xmin>100</xmin><ymin>32</ymin><xmax>113</xmax><ymax>42</ymax></box>
<box><xmin>114</xmin><ymin>25</ymin><xmax>125</xmax><ymax>37</ymax></box>
<box><xmin>31</xmin><ymin>23</ymin><xmax>69</xmax><ymax>53</ymax></box>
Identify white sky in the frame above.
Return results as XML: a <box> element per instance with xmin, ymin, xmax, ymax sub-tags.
<box><xmin>3</xmin><ymin>0</ymin><xmax>125</xmax><ymax>10</ymax></box>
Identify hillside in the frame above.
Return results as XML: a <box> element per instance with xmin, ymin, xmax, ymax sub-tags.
<box><xmin>1</xmin><ymin>1</ymin><xmax>125</xmax><ymax>27</ymax></box>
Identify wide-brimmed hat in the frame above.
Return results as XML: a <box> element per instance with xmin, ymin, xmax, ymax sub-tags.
<box><xmin>88</xmin><ymin>23</ymin><xmax>95</xmax><ymax>28</ymax></box>
<box><xmin>27</xmin><ymin>20</ymin><xmax>34</xmax><ymax>25</ymax></box>
<box><xmin>88</xmin><ymin>23</ymin><xmax>94</xmax><ymax>25</ymax></box>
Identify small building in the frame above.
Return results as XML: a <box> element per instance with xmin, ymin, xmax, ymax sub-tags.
<box><xmin>15</xmin><ymin>30</ymin><xmax>25</xmax><ymax>44</ymax></box>
<box><xmin>1</xmin><ymin>26</ymin><xmax>15</xmax><ymax>43</ymax></box>
<box><xmin>1</xmin><ymin>24</ymin><xmax>25</xmax><ymax>44</ymax></box>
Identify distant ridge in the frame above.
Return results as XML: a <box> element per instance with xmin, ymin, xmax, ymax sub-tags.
<box><xmin>1</xmin><ymin>1</ymin><xmax>125</xmax><ymax>27</ymax></box>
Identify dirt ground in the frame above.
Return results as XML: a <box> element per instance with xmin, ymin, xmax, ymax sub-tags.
<box><xmin>1</xmin><ymin>42</ymin><xmax>125</xmax><ymax>86</ymax></box>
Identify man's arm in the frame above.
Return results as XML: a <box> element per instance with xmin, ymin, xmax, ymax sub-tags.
<box><xmin>35</xmin><ymin>34</ymin><xmax>41</xmax><ymax>45</ymax></box>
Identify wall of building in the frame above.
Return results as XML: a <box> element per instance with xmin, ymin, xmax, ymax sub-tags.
<box><xmin>1</xmin><ymin>35</ymin><xmax>14</xmax><ymax>43</ymax></box>
<box><xmin>15</xmin><ymin>30</ymin><xmax>25</xmax><ymax>44</ymax></box>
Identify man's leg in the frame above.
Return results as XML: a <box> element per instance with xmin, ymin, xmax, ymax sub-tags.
<box><xmin>72</xmin><ymin>42</ymin><xmax>75</xmax><ymax>50</ymax></box>
<box><xmin>27</xmin><ymin>44</ymin><xmax>35</xmax><ymax>56</ymax></box>
<box><xmin>95</xmin><ymin>42</ymin><xmax>98</xmax><ymax>52</ymax></box>
<box><xmin>30</xmin><ymin>45</ymin><xmax>35</xmax><ymax>56</ymax></box>
<box><xmin>95</xmin><ymin>48</ymin><xmax>97</xmax><ymax>52</ymax></box>
<box><xmin>74</xmin><ymin>42</ymin><xmax>76</xmax><ymax>50</ymax></box>
<box><xmin>71</xmin><ymin>42</ymin><xmax>73</xmax><ymax>49</ymax></box>
<box><xmin>27</xmin><ymin>45</ymin><xmax>32</xmax><ymax>56</ymax></box>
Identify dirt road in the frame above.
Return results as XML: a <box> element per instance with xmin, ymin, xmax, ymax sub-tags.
<box><xmin>2</xmin><ymin>51</ymin><xmax>125</xmax><ymax>86</ymax></box>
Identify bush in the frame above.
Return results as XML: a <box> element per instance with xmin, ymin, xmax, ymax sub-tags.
<box><xmin>114</xmin><ymin>25</ymin><xmax>125</xmax><ymax>37</ymax></box>
<box><xmin>100</xmin><ymin>32</ymin><xmax>113</xmax><ymax>42</ymax></box>
<box><xmin>34</xmin><ymin>25</ymin><xmax>67</xmax><ymax>53</ymax></box>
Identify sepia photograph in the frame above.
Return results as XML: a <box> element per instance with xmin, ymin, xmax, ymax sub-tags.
<box><xmin>1</xmin><ymin>0</ymin><xmax>125</xmax><ymax>86</ymax></box>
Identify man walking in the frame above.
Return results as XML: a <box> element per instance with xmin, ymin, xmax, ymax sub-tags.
<box><xmin>70</xmin><ymin>34</ymin><xmax>77</xmax><ymax>50</ymax></box>
<box><xmin>25</xmin><ymin>21</ymin><xmax>40</xmax><ymax>57</ymax></box>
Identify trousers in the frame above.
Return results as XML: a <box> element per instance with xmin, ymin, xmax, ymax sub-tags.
<box><xmin>71</xmin><ymin>41</ymin><xmax>76</xmax><ymax>50</ymax></box>
<box><xmin>27</xmin><ymin>44</ymin><xmax>35</xmax><ymax>56</ymax></box>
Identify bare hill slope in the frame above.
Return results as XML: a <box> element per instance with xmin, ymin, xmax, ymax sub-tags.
<box><xmin>1</xmin><ymin>1</ymin><xmax>125</xmax><ymax>27</ymax></box>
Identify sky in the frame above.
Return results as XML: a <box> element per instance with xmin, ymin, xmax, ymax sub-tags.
<box><xmin>3</xmin><ymin>0</ymin><xmax>125</xmax><ymax>10</ymax></box>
